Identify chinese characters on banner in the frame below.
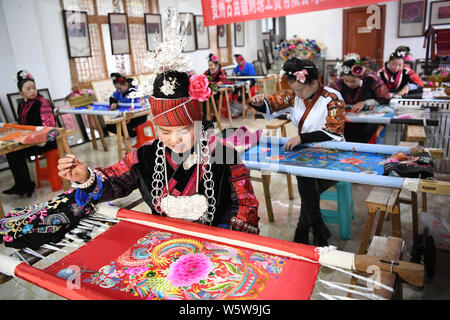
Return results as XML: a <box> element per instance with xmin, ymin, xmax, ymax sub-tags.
<box><xmin>201</xmin><ymin>0</ymin><xmax>397</xmax><ymax>26</ymax></box>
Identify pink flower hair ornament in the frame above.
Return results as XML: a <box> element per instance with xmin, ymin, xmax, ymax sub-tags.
<box><xmin>210</xmin><ymin>55</ymin><xmax>218</xmax><ymax>62</ymax></box>
<box><xmin>188</xmin><ymin>74</ymin><xmax>212</xmax><ymax>101</ymax></box>
<box><xmin>293</xmin><ymin>69</ymin><xmax>308</xmax><ymax>83</ymax></box>
<box><xmin>351</xmin><ymin>64</ymin><xmax>366</xmax><ymax>77</ymax></box>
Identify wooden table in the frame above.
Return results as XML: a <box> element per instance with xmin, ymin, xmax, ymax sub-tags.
<box><xmin>0</xmin><ymin>127</ymin><xmax>75</xmax><ymax>218</ymax></box>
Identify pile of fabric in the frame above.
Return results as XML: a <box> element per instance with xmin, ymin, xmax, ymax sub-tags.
<box><xmin>0</xmin><ymin>189</ymin><xmax>95</xmax><ymax>249</ymax></box>
<box><xmin>383</xmin><ymin>147</ymin><xmax>434</xmax><ymax>179</ymax></box>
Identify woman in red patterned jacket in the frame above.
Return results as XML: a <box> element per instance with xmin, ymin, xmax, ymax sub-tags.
<box><xmin>378</xmin><ymin>48</ymin><xmax>424</xmax><ymax>96</ymax></box>
<box><xmin>250</xmin><ymin>57</ymin><xmax>346</xmax><ymax>246</ymax></box>
<box><xmin>3</xmin><ymin>70</ymin><xmax>57</xmax><ymax>197</ymax></box>
<box><xmin>57</xmin><ymin>70</ymin><xmax>260</xmax><ymax>235</ymax></box>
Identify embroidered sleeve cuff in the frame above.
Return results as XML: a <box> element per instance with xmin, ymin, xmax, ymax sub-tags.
<box><xmin>75</xmin><ymin>175</ymin><xmax>104</xmax><ymax>207</ymax></box>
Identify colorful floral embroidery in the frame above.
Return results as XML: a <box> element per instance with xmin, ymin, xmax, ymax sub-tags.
<box><xmin>83</xmin><ymin>230</ymin><xmax>286</xmax><ymax>300</ymax></box>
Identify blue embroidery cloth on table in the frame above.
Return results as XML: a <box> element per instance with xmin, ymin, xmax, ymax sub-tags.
<box><xmin>242</xmin><ymin>143</ymin><xmax>388</xmax><ymax>175</ymax></box>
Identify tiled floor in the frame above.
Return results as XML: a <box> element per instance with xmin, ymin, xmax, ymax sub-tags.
<box><xmin>0</xmin><ymin>113</ymin><xmax>449</xmax><ymax>300</ymax></box>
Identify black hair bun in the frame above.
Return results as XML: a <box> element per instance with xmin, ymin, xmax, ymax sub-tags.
<box><xmin>152</xmin><ymin>71</ymin><xmax>190</xmax><ymax>99</ymax></box>
<box><xmin>16</xmin><ymin>70</ymin><xmax>35</xmax><ymax>90</ymax></box>
<box><xmin>282</xmin><ymin>57</ymin><xmax>318</xmax><ymax>83</ymax></box>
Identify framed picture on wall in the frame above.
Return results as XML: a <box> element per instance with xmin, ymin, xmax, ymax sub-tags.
<box><xmin>53</xmin><ymin>99</ymin><xmax>85</xmax><ymax>146</ymax></box>
<box><xmin>195</xmin><ymin>15</ymin><xmax>209</xmax><ymax>50</ymax></box>
<box><xmin>6</xmin><ymin>93</ymin><xmax>21</xmax><ymax>122</ymax></box>
<box><xmin>323</xmin><ymin>60</ymin><xmax>341</xmax><ymax>86</ymax></box>
<box><xmin>62</xmin><ymin>10</ymin><xmax>92</xmax><ymax>58</ymax></box>
<box><xmin>234</xmin><ymin>22</ymin><xmax>245</xmax><ymax>47</ymax></box>
<box><xmin>430</xmin><ymin>0</ymin><xmax>450</xmax><ymax>25</ymax></box>
<box><xmin>144</xmin><ymin>14</ymin><xmax>162</xmax><ymax>52</ymax></box>
<box><xmin>253</xmin><ymin>61</ymin><xmax>263</xmax><ymax>76</ymax></box>
<box><xmin>398</xmin><ymin>0</ymin><xmax>427</xmax><ymax>37</ymax></box>
<box><xmin>257</xmin><ymin>49</ymin><xmax>266</xmax><ymax>65</ymax></box>
<box><xmin>108</xmin><ymin>13</ymin><xmax>130</xmax><ymax>55</ymax></box>
<box><xmin>180</xmin><ymin>12</ymin><xmax>196</xmax><ymax>52</ymax></box>
<box><xmin>263</xmin><ymin>39</ymin><xmax>273</xmax><ymax>65</ymax></box>
<box><xmin>217</xmin><ymin>25</ymin><xmax>228</xmax><ymax>48</ymax></box>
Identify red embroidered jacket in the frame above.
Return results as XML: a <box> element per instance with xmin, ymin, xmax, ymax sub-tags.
<box><xmin>79</xmin><ymin>139</ymin><xmax>260</xmax><ymax>234</ymax></box>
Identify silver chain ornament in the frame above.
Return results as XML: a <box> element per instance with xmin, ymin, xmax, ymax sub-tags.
<box><xmin>151</xmin><ymin>126</ymin><xmax>216</xmax><ymax>224</ymax></box>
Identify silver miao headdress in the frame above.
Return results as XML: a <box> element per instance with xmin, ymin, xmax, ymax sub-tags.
<box><xmin>335</xmin><ymin>53</ymin><xmax>361</xmax><ymax>77</ymax></box>
<box><xmin>140</xmin><ymin>6</ymin><xmax>216</xmax><ymax>225</ymax></box>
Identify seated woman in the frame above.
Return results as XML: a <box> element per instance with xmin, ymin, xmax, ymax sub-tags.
<box><xmin>378</xmin><ymin>48</ymin><xmax>424</xmax><ymax>97</ymax></box>
<box><xmin>3</xmin><ymin>70</ymin><xmax>57</xmax><ymax>197</ymax></box>
<box><xmin>231</xmin><ymin>55</ymin><xmax>257</xmax><ymax>117</ymax></box>
<box><xmin>330</xmin><ymin>53</ymin><xmax>391</xmax><ymax>143</ymax></box>
<box><xmin>57</xmin><ymin>70</ymin><xmax>260</xmax><ymax>234</ymax></box>
<box><xmin>203</xmin><ymin>54</ymin><xmax>228</xmax><ymax>120</ymax></box>
<box><xmin>250</xmin><ymin>57</ymin><xmax>346</xmax><ymax>246</ymax></box>
<box><xmin>104</xmin><ymin>73</ymin><xmax>147</xmax><ymax>138</ymax></box>
<box><xmin>204</xmin><ymin>54</ymin><xmax>227</xmax><ymax>85</ymax></box>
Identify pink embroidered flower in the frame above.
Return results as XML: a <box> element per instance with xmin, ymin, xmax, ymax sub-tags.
<box><xmin>167</xmin><ymin>253</ymin><xmax>213</xmax><ymax>287</ymax></box>
<box><xmin>340</xmin><ymin>157</ymin><xmax>364</xmax><ymax>165</ymax></box>
<box><xmin>3</xmin><ymin>235</ymin><xmax>13</xmax><ymax>242</ymax></box>
<box><xmin>288</xmin><ymin>44</ymin><xmax>296</xmax><ymax>50</ymax></box>
<box><xmin>351</xmin><ymin>65</ymin><xmax>366</xmax><ymax>76</ymax></box>
<box><xmin>125</xmin><ymin>266</ymin><xmax>149</xmax><ymax>275</ymax></box>
<box><xmin>189</xmin><ymin>74</ymin><xmax>212</xmax><ymax>102</ymax></box>
<box><xmin>293</xmin><ymin>69</ymin><xmax>308</xmax><ymax>83</ymax></box>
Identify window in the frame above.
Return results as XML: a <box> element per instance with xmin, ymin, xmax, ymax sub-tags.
<box><xmin>62</xmin><ymin>0</ymin><xmax>159</xmax><ymax>90</ymax></box>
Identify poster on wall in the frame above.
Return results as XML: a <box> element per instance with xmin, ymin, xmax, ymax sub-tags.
<box><xmin>62</xmin><ymin>10</ymin><xmax>92</xmax><ymax>58</ymax></box>
<box><xmin>217</xmin><ymin>25</ymin><xmax>228</xmax><ymax>48</ymax></box>
<box><xmin>108</xmin><ymin>13</ymin><xmax>131</xmax><ymax>55</ymax></box>
<box><xmin>195</xmin><ymin>15</ymin><xmax>210</xmax><ymax>50</ymax></box>
<box><xmin>430</xmin><ymin>0</ymin><xmax>450</xmax><ymax>25</ymax></box>
<box><xmin>180</xmin><ymin>12</ymin><xmax>196</xmax><ymax>52</ymax></box>
<box><xmin>145</xmin><ymin>14</ymin><xmax>162</xmax><ymax>51</ymax></box>
<box><xmin>234</xmin><ymin>22</ymin><xmax>245</xmax><ymax>47</ymax></box>
<box><xmin>398</xmin><ymin>0</ymin><xmax>427</xmax><ymax>37</ymax></box>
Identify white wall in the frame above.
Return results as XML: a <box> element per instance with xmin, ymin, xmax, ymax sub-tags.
<box><xmin>158</xmin><ymin>0</ymin><xmax>262</xmax><ymax>73</ymax></box>
<box><xmin>0</xmin><ymin>0</ymin><xmax>72</xmax><ymax>105</ymax></box>
<box><xmin>286</xmin><ymin>0</ymin><xmax>450</xmax><ymax>61</ymax></box>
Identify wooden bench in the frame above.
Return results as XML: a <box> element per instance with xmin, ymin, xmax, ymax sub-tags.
<box><xmin>360</xmin><ymin>187</ymin><xmax>401</xmax><ymax>254</ymax></box>
<box><xmin>249</xmin><ymin>118</ymin><xmax>294</xmax><ymax>222</ymax></box>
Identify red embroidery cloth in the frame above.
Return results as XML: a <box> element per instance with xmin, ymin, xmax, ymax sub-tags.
<box><xmin>15</xmin><ymin>210</ymin><xmax>320</xmax><ymax>300</ymax></box>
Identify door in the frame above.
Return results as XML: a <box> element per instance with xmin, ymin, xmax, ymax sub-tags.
<box><xmin>343</xmin><ymin>5</ymin><xmax>386</xmax><ymax>67</ymax></box>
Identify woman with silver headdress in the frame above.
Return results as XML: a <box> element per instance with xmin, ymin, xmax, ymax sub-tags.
<box><xmin>56</xmin><ymin>7</ymin><xmax>259</xmax><ymax>234</ymax></box>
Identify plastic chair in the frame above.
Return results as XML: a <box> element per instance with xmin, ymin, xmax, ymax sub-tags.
<box><xmin>320</xmin><ymin>181</ymin><xmax>355</xmax><ymax>240</ymax></box>
<box><xmin>35</xmin><ymin>149</ymin><xmax>62</xmax><ymax>191</ymax></box>
<box><xmin>133</xmin><ymin>120</ymin><xmax>157</xmax><ymax>149</ymax></box>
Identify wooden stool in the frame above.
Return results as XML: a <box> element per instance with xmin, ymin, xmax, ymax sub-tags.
<box><xmin>206</xmin><ymin>95</ymin><xmax>223</xmax><ymax>131</ymax></box>
<box><xmin>402</xmin><ymin>125</ymin><xmax>426</xmax><ymax>145</ymax></box>
<box><xmin>350</xmin><ymin>236</ymin><xmax>405</xmax><ymax>299</ymax></box>
<box><xmin>217</xmin><ymin>88</ymin><xmax>233</xmax><ymax>127</ymax></box>
<box><xmin>250</xmin><ymin>118</ymin><xmax>294</xmax><ymax>222</ymax></box>
<box><xmin>360</xmin><ymin>187</ymin><xmax>401</xmax><ymax>254</ymax></box>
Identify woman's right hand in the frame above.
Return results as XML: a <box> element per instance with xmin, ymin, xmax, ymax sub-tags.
<box><xmin>251</xmin><ymin>94</ymin><xmax>265</xmax><ymax>107</ymax></box>
<box><xmin>58</xmin><ymin>154</ymin><xmax>90</xmax><ymax>184</ymax></box>
<box><xmin>110</xmin><ymin>103</ymin><xmax>117</xmax><ymax>110</ymax></box>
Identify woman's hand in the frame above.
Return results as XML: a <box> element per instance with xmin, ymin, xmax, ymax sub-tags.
<box><xmin>57</xmin><ymin>154</ymin><xmax>90</xmax><ymax>184</ymax></box>
<box><xmin>217</xmin><ymin>81</ymin><xmax>223</xmax><ymax>86</ymax></box>
<box><xmin>110</xmin><ymin>103</ymin><xmax>117</xmax><ymax>110</ymax></box>
<box><xmin>251</xmin><ymin>94</ymin><xmax>265</xmax><ymax>107</ymax></box>
<box><xmin>351</xmin><ymin>101</ymin><xmax>365</xmax><ymax>113</ymax></box>
<box><xmin>398</xmin><ymin>85</ymin><xmax>409</xmax><ymax>96</ymax></box>
<box><xmin>282</xmin><ymin>136</ymin><xmax>301</xmax><ymax>151</ymax></box>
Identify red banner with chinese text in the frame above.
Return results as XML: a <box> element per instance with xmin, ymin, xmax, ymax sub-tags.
<box><xmin>201</xmin><ymin>0</ymin><xmax>398</xmax><ymax>26</ymax></box>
